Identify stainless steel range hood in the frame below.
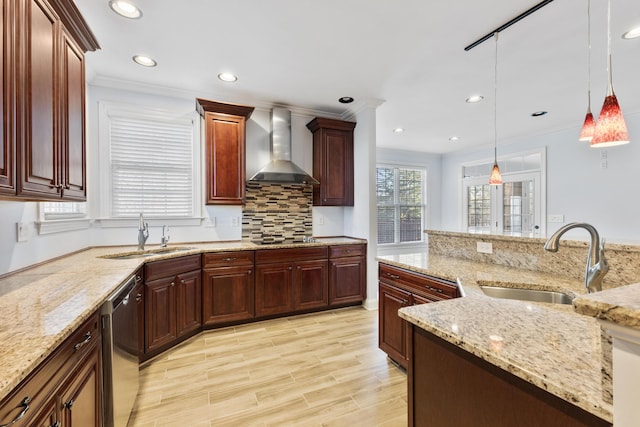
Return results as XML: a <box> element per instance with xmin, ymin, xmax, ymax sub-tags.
<box><xmin>249</xmin><ymin>108</ymin><xmax>319</xmax><ymax>185</ymax></box>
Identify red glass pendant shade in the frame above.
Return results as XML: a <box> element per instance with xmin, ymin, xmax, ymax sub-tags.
<box><xmin>591</xmin><ymin>93</ymin><xmax>629</xmax><ymax>147</ymax></box>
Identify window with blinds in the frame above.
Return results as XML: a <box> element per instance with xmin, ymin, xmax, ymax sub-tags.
<box><xmin>106</xmin><ymin>110</ymin><xmax>197</xmax><ymax>218</ymax></box>
<box><xmin>41</xmin><ymin>202</ymin><xmax>87</xmax><ymax>220</ymax></box>
<box><xmin>376</xmin><ymin>165</ymin><xmax>426</xmax><ymax>245</ymax></box>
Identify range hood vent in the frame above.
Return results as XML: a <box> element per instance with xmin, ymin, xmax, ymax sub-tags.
<box><xmin>249</xmin><ymin>108</ymin><xmax>319</xmax><ymax>185</ymax></box>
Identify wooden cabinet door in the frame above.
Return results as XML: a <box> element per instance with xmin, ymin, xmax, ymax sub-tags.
<box><xmin>19</xmin><ymin>0</ymin><xmax>60</xmax><ymax>198</ymax></box>
<box><xmin>135</xmin><ymin>280</ymin><xmax>144</xmax><ymax>361</ymax></box>
<box><xmin>59</xmin><ymin>345</ymin><xmax>101</xmax><ymax>427</ymax></box>
<box><xmin>255</xmin><ymin>262</ymin><xmax>294</xmax><ymax>317</ymax></box>
<box><xmin>175</xmin><ymin>269</ymin><xmax>201</xmax><ymax>337</ymax></box>
<box><xmin>203</xmin><ymin>112</ymin><xmax>246</xmax><ymax>205</ymax></box>
<box><xmin>0</xmin><ymin>0</ymin><xmax>14</xmax><ymax>195</ymax></box>
<box><xmin>379</xmin><ymin>282</ymin><xmax>410</xmax><ymax>369</ymax></box>
<box><xmin>58</xmin><ymin>29</ymin><xmax>85</xmax><ymax>200</ymax></box>
<box><xmin>293</xmin><ymin>259</ymin><xmax>328</xmax><ymax>310</ymax></box>
<box><xmin>145</xmin><ymin>276</ymin><xmax>177</xmax><ymax>352</ymax></box>
<box><xmin>307</xmin><ymin>117</ymin><xmax>356</xmax><ymax>206</ymax></box>
<box><xmin>202</xmin><ymin>265</ymin><xmax>255</xmax><ymax>326</ymax></box>
<box><xmin>329</xmin><ymin>256</ymin><xmax>365</xmax><ymax>306</ymax></box>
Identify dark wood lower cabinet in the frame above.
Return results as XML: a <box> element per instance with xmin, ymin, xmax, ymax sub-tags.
<box><xmin>59</xmin><ymin>346</ymin><xmax>102</xmax><ymax>427</ymax></box>
<box><xmin>255</xmin><ymin>262</ymin><xmax>295</xmax><ymax>317</ymax></box>
<box><xmin>0</xmin><ymin>311</ymin><xmax>102</xmax><ymax>427</ymax></box>
<box><xmin>378</xmin><ymin>282</ymin><xmax>410</xmax><ymax>369</ymax></box>
<box><xmin>294</xmin><ymin>259</ymin><xmax>329</xmax><ymax>310</ymax></box>
<box><xmin>144</xmin><ymin>255</ymin><xmax>202</xmax><ymax>359</ymax></box>
<box><xmin>378</xmin><ymin>263</ymin><xmax>460</xmax><ymax>368</ymax></box>
<box><xmin>202</xmin><ymin>265</ymin><xmax>255</xmax><ymax>325</ymax></box>
<box><xmin>408</xmin><ymin>325</ymin><xmax>611</xmax><ymax>427</ymax></box>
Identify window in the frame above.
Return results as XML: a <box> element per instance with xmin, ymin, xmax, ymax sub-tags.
<box><xmin>98</xmin><ymin>102</ymin><xmax>200</xmax><ymax>221</ymax></box>
<box><xmin>377</xmin><ymin>165</ymin><xmax>426</xmax><ymax>245</ymax></box>
<box><xmin>462</xmin><ymin>149</ymin><xmax>545</xmax><ymax>236</ymax></box>
<box><xmin>41</xmin><ymin>202</ymin><xmax>87</xmax><ymax>220</ymax></box>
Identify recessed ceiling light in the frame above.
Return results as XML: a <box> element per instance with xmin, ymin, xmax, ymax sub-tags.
<box><xmin>531</xmin><ymin>111</ymin><xmax>548</xmax><ymax>117</ymax></box>
<box><xmin>393</xmin><ymin>128</ymin><xmax>405</xmax><ymax>133</ymax></box>
<box><xmin>109</xmin><ymin>0</ymin><xmax>142</xmax><ymax>19</ymax></box>
<box><xmin>338</xmin><ymin>96</ymin><xmax>354</xmax><ymax>104</ymax></box>
<box><xmin>466</xmin><ymin>95</ymin><xmax>484</xmax><ymax>103</ymax></box>
<box><xmin>622</xmin><ymin>26</ymin><xmax>640</xmax><ymax>39</ymax></box>
<box><xmin>132</xmin><ymin>55</ymin><xmax>157</xmax><ymax>67</ymax></box>
<box><xmin>449</xmin><ymin>136</ymin><xmax>460</xmax><ymax>142</ymax></box>
<box><xmin>218</xmin><ymin>72</ymin><xmax>238</xmax><ymax>82</ymax></box>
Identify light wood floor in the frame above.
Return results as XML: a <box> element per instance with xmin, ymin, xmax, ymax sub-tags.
<box><xmin>128</xmin><ymin>307</ymin><xmax>407</xmax><ymax>427</ymax></box>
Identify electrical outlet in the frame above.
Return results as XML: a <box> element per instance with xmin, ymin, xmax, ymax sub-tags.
<box><xmin>548</xmin><ymin>215</ymin><xmax>564</xmax><ymax>223</ymax></box>
<box><xmin>16</xmin><ymin>222</ymin><xmax>29</xmax><ymax>242</ymax></box>
<box><xmin>317</xmin><ymin>215</ymin><xmax>324</xmax><ymax>225</ymax></box>
<box><xmin>476</xmin><ymin>241</ymin><xmax>493</xmax><ymax>254</ymax></box>
<box><xmin>232</xmin><ymin>216</ymin><xmax>240</xmax><ymax>227</ymax></box>
<box><xmin>204</xmin><ymin>217</ymin><xmax>216</xmax><ymax>227</ymax></box>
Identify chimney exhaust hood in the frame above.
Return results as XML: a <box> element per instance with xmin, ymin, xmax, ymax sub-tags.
<box><xmin>249</xmin><ymin>108</ymin><xmax>319</xmax><ymax>185</ymax></box>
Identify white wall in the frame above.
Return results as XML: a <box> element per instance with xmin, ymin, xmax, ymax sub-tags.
<box><xmin>440</xmin><ymin>111</ymin><xmax>640</xmax><ymax>244</ymax></box>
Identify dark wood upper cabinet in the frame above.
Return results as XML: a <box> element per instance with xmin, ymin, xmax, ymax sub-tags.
<box><xmin>196</xmin><ymin>98</ymin><xmax>254</xmax><ymax>205</ymax></box>
<box><xmin>0</xmin><ymin>0</ymin><xmax>14</xmax><ymax>195</ymax></box>
<box><xmin>0</xmin><ymin>0</ymin><xmax>97</xmax><ymax>201</ymax></box>
<box><xmin>306</xmin><ymin>117</ymin><xmax>356</xmax><ymax>206</ymax></box>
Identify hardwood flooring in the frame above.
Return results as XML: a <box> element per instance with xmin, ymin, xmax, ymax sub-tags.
<box><xmin>128</xmin><ymin>307</ymin><xmax>407</xmax><ymax>427</ymax></box>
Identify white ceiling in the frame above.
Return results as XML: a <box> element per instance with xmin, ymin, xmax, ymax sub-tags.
<box><xmin>75</xmin><ymin>0</ymin><xmax>640</xmax><ymax>154</ymax></box>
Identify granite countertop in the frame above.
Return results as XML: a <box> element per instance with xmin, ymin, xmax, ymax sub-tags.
<box><xmin>377</xmin><ymin>253</ymin><xmax>613</xmax><ymax>423</ymax></box>
<box><xmin>573</xmin><ymin>282</ymin><xmax>640</xmax><ymax>329</ymax></box>
<box><xmin>0</xmin><ymin>237</ymin><xmax>366</xmax><ymax>403</ymax></box>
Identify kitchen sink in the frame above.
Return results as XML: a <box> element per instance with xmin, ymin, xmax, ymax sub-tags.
<box><xmin>100</xmin><ymin>246</ymin><xmax>196</xmax><ymax>259</ymax></box>
<box><xmin>480</xmin><ymin>285</ymin><xmax>574</xmax><ymax>305</ymax></box>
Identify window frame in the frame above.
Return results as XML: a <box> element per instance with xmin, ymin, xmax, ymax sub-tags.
<box><xmin>376</xmin><ymin>163</ymin><xmax>427</xmax><ymax>246</ymax></box>
<box><xmin>461</xmin><ymin>148</ymin><xmax>546</xmax><ymax>237</ymax></box>
<box><xmin>96</xmin><ymin>101</ymin><xmax>202</xmax><ymax>227</ymax></box>
<box><xmin>36</xmin><ymin>202</ymin><xmax>90</xmax><ymax>235</ymax></box>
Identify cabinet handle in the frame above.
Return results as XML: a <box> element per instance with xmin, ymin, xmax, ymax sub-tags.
<box><xmin>64</xmin><ymin>399</ymin><xmax>74</xmax><ymax>409</ymax></box>
<box><xmin>49</xmin><ymin>422</ymin><xmax>61</xmax><ymax>427</ymax></box>
<box><xmin>135</xmin><ymin>275</ymin><xmax>142</xmax><ymax>284</ymax></box>
<box><xmin>247</xmin><ymin>270</ymin><xmax>252</xmax><ymax>275</ymax></box>
<box><xmin>180</xmin><ymin>279</ymin><xmax>185</xmax><ymax>284</ymax></box>
<box><xmin>136</xmin><ymin>293</ymin><xmax>143</xmax><ymax>303</ymax></box>
<box><xmin>402</xmin><ymin>299</ymin><xmax>409</xmax><ymax>304</ymax></box>
<box><xmin>73</xmin><ymin>331</ymin><xmax>92</xmax><ymax>351</ymax></box>
<box><xmin>170</xmin><ymin>281</ymin><xmax>175</xmax><ymax>287</ymax></box>
<box><xmin>0</xmin><ymin>396</ymin><xmax>31</xmax><ymax>427</ymax></box>
<box><xmin>222</xmin><ymin>257</ymin><xmax>237</xmax><ymax>262</ymax></box>
<box><xmin>385</xmin><ymin>273</ymin><xmax>400</xmax><ymax>279</ymax></box>
<box><xmin>288</xmin><ymin>266</ymin><xmax>292</xmax><ymax>270</ymax></box>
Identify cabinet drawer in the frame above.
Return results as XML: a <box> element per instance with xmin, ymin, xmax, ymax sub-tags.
<box><xmin>379</xmin><ymin>264</ymin><xmax>458</xmax><ymax>299</ymax></box>
<box><xmin>329</xmin><ymin>244</ymin><xmax>365</xmax><ymax>258</ymax></box>
<box><xmin>145</xmin><ymin>254</ymin><xmax>202</xmax><ymax>281</ymax></box>
<box><xmin>203</xmin><ymin>251</ymin><xmax>254</xmax><ymax>268</ymax></box>
<box><xmin>255</xmin><ymin>246</ymin><xmax>328</xmax><ymax>264</ymax></box>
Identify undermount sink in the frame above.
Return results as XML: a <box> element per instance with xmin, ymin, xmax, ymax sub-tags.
<box><xmin>480</xmin><ymin>285</ymin><xmax>574</xmax><ymax>305</ymax></box>
<box><xmin>100</xmin><ymin>246</ymin><xmax>196</xmax><ymax>259</ymax></box>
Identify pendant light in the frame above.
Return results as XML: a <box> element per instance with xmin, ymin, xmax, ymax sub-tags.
<box><xmin>579</xmin><ymin>0</ymin><xmax>596</xmax><ymax>142</ymax></box>
<box><xmin>489</xmin><ymin>32</ymin><xmax>503</xmax><ymax>186</ymax></box>
<box><xmin>591</xmin><ymin>0</ymin><xmax>630</xmax><ymax>147</ymax></box>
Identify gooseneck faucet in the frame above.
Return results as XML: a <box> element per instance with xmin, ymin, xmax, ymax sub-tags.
<box><xmin>544</xmin><ymin>222</ymin><xmax>608</xmax><ymax>293</ymax></box>
<box><xmin>137</xmin><ymin>213</ymin><xmax>149</xmax><ymax>250</ymax></box>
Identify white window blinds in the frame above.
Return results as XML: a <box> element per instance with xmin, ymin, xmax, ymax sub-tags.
<box><xmin>109</xmin><ymin>113</ymin><xmax>195</xmax><ymax>218</ymax></box>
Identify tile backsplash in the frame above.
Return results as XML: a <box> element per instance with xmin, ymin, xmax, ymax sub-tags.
<box><xmin>242</xmin><ymin>182</ymin><xmax>313</xmax><ymax>245</ymax></box>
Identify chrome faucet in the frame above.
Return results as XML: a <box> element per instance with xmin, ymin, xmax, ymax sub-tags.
<box><xmin>160</xmin><ymin>225</ymin><xmax>170</xmax><ymax>248</ymax></box>
<box><xmin>137</xmin><ymin>213</ymin><xmax>149</xmax><ymax>250</ymax></box>
<box><xmin>544</xmin><ymin>222</ymin><xmax>608</xmax><ymax>293</ymax></box>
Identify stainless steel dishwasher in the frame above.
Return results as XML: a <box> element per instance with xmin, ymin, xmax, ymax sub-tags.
<box><xmin>102</xmin><ymin>275</ymin><xmax>140</xmax><ymax>427</ymax></box>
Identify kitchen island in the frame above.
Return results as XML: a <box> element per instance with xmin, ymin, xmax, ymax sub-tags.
<box><xmin>378</xmin><ymin>252</ymin><xmax>613</xmax><ymax>425</ymax></box>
